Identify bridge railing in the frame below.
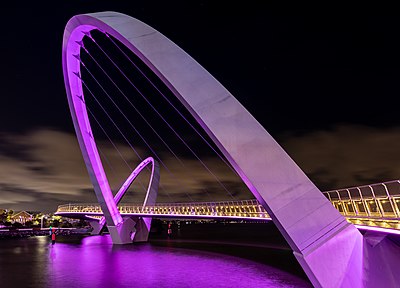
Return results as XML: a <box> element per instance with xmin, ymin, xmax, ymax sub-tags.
<box><xmin>56</xmin><ymin>199</ymin><xmax>270</xmax><ymax>219</ymax></box>
<box><xmin>322</xmin><ymin>179</ymin><xmax>400</xmax><ymax>219</ymax></box>
<box><xmin>56</xmin><ymin>180</ymin><xmax>400</xmax><ymax>230</ymax></box>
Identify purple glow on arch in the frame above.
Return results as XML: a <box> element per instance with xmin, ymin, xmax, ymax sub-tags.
<box><xmin>114</xmin><ymin>157</ymin><xmax>158</xmax><ymax>208</ymax></box>
<box><xmin>63</xmin><ymin>22</ymin><xmax>122</xmax><ymax>226</ymax></box>
<box><xmin>97</xmin><ymin>157</ymin><xmax>159</xmax><ymax>226</ymax></box>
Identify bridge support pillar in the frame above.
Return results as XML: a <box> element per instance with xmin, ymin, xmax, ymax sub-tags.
<box><xmin>132</xmin><ymin>217</ymin><xmax>152</xmax><ymax>242</ymax></box>
<box><xmin>293</xmin><ymin>223</ymin><xmax>363</xmax><ymax>288</ymax></box>
<box><xmin>293</xmin><ymin>223</ymin><xmax>400</xmax><ymax>287</ymax></box>
<box><xmin>108</xmin><ymin>217</ymin><xmax>136</xmax><ymax>245</ymax></box>
<box><xmin>107</xmin><ymin>217</ymin><xmax>153</xmax><ymax>244</ymax></box>
<box><xmin>88</xmin><ymin>220</ymin><xmax>103</xmax><ymax>235</ymax></box>
<box><xmin>362</xmin><ymin>231</ymin><xmax>400</xmax><ymax>287</ymax></box>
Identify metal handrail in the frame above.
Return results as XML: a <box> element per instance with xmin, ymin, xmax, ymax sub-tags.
<box><xmin>56</xmin><ymin>180</ymin><xmax>400</xmax><ymax>225</ymax></box>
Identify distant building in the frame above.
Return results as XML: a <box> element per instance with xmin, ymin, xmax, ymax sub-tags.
<box><xmin>10</xmin><ymin>211</ymin><xmax>33</xmax><ymax>224</ymax></box>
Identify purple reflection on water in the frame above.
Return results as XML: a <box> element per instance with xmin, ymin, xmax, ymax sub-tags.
<box><xmin>1</xmin><ymin>235</ymin><xmax>311</xmax><ymax>288</ymax></box>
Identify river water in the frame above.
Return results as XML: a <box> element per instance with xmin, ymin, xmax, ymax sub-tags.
<box><xmin>0</xmin><ymin>231</ymin><xmax>312</xmax><ymax>288</ymax></box>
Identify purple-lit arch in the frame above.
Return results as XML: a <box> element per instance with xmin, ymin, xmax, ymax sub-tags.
<box><xmin>115</xmin><ymin>156</ymin><xmax>159</xmax><ymax>208</ymax></box>
<box><xmin>97</xmin><ymin>157</ymin><xmax>160</xmax><ymax>227</ymax></box>
<box><xmin>63</xmin><ymin>11</ymin><xmax>365</xmax><ymax>286</ymax></box>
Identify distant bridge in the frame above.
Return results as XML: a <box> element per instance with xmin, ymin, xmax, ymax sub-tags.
<box><xmin>56</xmin><ymin>180</ymin><xmax>400</xmax><ymax>233</ymax></box>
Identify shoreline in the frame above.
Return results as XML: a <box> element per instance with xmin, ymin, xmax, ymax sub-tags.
<box><xmin>0</xmin><ymin>228</ymin><xmax>90</xmax><ymax>239</ymax></box>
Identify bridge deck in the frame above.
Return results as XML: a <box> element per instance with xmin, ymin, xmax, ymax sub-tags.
<box><xmin>56</xmin><ymin>179</ymin><xmax>400</xmax><ymax>232</ymax></box>
<box><xmin>56</xmin><ymin>199</ymin><xmax>270</xmax><ymax>221</ymax></box>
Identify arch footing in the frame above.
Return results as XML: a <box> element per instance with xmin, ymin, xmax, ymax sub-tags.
<box><xmin>108</xmin><ymin>217</ymin><xmax>137</xmax><ymax>245</ymax></box>
<box><xmin>107</xmin><ymin>217</ymin><xmax>153</xmax><ymax>244</ymax></box>
<box><xmin>293</xmin><ymin>222</ymin><xmax>400</xmax><ymax>287</ymax></box>
<box><xmin>131</xmin><ymin>217</ymin><xmax>152</xmax><ymax>242</ymax></box>
<box><xmin>294</xmin><ymin>223</ymin><xmax>363</xmax><ymax>288</ymax></box>
<box><xmin>362</xmin><ymin>232</ymin><xmax>400</xmax><ymax>287</ymax></box>
<box><xmin>88</xmin><ymin>220</ymin><xmax>103</xmax><ymax>235</ymax></box>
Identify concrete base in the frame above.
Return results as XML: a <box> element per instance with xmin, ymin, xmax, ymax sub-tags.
<box><xmin>132</xmin><ymin>217</ymin><xmax>152</xmax><ymax>242</ymax></box>
<box><xmin>362</xmin><ymin>232</ymin><xmax>400</xmax><ymax>287</ymax></box>
<box><xmin>294</xmin><ymin>224</ymin><xmax>400</xmax><ymax>287</ymax></box>
<box><xmin>108</xmin><ymin>217</ymin><xmax>136</xmax><ymax>245</ymax></box>
<box><xmin>107</xmin><ymin>217</ymin><xmax>153</xmax><ymax>244</ymax></box>
<box><xmin>294</xmin><ymin>223</ymin><xmax>364</xmax><ymax>288</ymax></box>
<box><xmin>88</xmin><ymin>220</ymin><xmax>103</xmax><ymax>235</ymax></box>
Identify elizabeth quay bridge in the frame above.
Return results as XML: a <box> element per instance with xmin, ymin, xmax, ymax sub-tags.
<box><xmin>60</xmin><ymin>11</ymin><xmax>400</xmax><ymax>287</ymax></box>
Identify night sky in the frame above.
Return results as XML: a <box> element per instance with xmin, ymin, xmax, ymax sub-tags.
<box><xmin>0</xmin><ymin>2</ymin><xmax>399</xmax><ymax>212</ymax></box>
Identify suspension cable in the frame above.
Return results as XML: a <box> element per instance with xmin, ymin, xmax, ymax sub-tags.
<box><xmin>80</xmin><ymin>63</ymin><xmax>192</xmax><ymax>201</ymax></box>
<box><xmin>106</xmin><ymin>32</ymin><xmax>240</xmax><ymax>177</ymax></box>
<box><xmin>87</xmin><ymin>34</ymin><xmax>235</xmax><ymax>199</ymax></box>
<box><xmin>87</xmin><ymin>106</ymin><xmax>150</xmax><ymax>195</ymax></box>
<box><xmin>82</xmin><ymin>79</ymin><xmax>175</xmax><ymax>202</ymax></box>
<box><xmin>82</xmin><ymin>47</ymin><xmax>184</xmax><ymax>167</ymax></box>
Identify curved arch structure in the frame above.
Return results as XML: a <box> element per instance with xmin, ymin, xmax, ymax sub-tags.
<box><xmin>62</xmin><ymin>11</ymin><xmax>398</xmax><ymax>287</ymax></box>
<box><xmin>114</xmin><ymin>157</ymin><xmax>159</xmax><ymax>209</ymax></box>
<box><xmin>93</xmin><ymin>157</ymin><xmax>159</xmax><ymax>239</ymax></box>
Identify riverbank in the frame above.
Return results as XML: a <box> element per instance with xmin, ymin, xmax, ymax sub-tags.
<box><xmin>0</xmin><ymin>228</ymin><xmax>90</xmax><ymax>239</ymax></box>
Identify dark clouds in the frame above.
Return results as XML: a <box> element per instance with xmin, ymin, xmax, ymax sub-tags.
<box><xmin>0</xmin><ymin>125</ymin><xmax>399</xmax><ymax>212</ymax></box>
<box><xmin>0</xmin><ymin>130</ymin><xmax>96</xmax><ymax>211</ymax></box>
<box><xmin>0</xmin><ymin>129</ymin><xmax>252</xmax><ymax>212</ymax></box>
<box><xmin>0</xmin><ymin>183</ymin><xmax>96</xmax><ymax>213</ymax></box>
<box><xmin>279</xmin><ymin>124</ymin><xmax>400</xmax><ymax>191</ymax></box>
